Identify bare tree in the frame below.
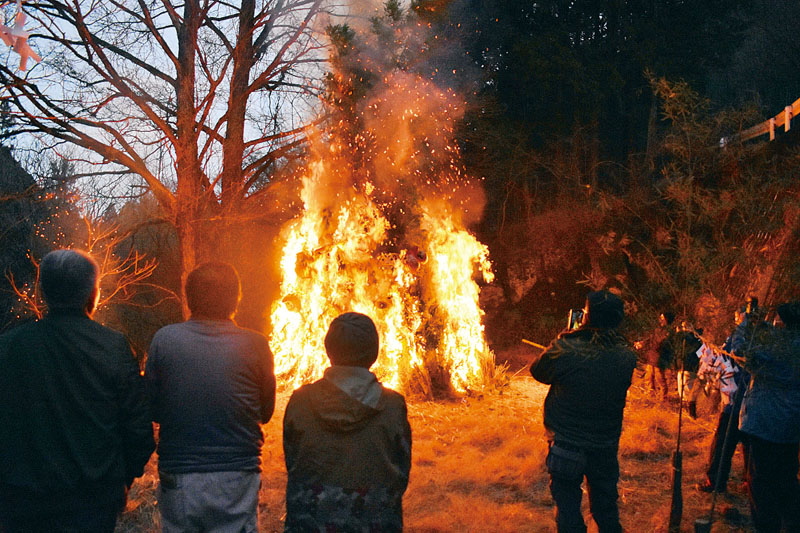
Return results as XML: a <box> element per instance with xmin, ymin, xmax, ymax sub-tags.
<box><xmin>0</xmin><ymin>0</ymin><xmax>329</xmax><ymax>315</ymax></box>
<box><xmin>7</xmin><ymin>213</ymin><xmax>175</xmax><ymax>322</ymax></box>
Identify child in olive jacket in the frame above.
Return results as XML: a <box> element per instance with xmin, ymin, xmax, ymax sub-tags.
<box><xmin>283</xmin><ymin>312</ymin><xmax>412</xmax><ymax>533</ymax></box>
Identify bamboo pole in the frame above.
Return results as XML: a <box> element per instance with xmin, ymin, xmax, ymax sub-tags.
<box><xmin>722</xmin><ymin>96</ymin><xmax>800</xmax><ymax>145</ymax></box>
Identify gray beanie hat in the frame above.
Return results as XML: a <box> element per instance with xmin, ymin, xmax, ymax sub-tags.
<box><xmin>324</xmin><ymin>312</ymin><xmax>380</xmax><ymax>367</ymax></box>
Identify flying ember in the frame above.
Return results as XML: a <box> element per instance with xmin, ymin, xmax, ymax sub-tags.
<box><xmin>268</xmin><ymin>72</ymin><xmax>495</xmax><ymax>395</ymax></box>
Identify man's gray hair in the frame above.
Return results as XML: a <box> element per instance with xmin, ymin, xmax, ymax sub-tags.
<box><xmin>39</xmin><ymin>249</ymin><xmax>100</xmax><ymax>310</ymax></box>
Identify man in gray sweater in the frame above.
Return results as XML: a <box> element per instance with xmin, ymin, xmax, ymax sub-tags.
<box><xmin>145</xmin><ymin>262</ymin><xmax>275</xmax><ymax>532</ymax></box>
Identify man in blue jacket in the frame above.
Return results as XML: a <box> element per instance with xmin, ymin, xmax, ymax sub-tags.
<box><xmin>530</xmin><ymin>291</ymin><xmax>637</xmax><ymax>533</ymax></box>
<box><xmin>146</xmin><ymin>262</ymin><xmax>276</xmax><ymax>532</ymax></box>
<box><xmin>738</xmin><ymin>301</ymin><xmax>800</xmax><ymax>532</ymax></box>
<box><xmin>0</xmin><ymin>249</ymin><xmax>155</xmax><ymax>532</ymax></box>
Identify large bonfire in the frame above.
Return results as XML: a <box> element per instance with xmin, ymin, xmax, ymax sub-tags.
<box><xmin>268</xmin><ymin>18</ymin><xmax>493</xmax><ymax>396</ymax></box>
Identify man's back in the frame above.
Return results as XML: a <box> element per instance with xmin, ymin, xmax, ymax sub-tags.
<box><xmin>146</xmin><ymin>319</ymin><xmax>275</xmax><ymax>473</ymax></box>
<box><xmin>146</xmin><ymin>262</ymin><xmax>275</xmax><ymax>532</ymax></box>
<box><xmin>0</xmin><ymin>309</ymin><xmax>154</xmax><ymax>511</ymax></box>
<box><xmin>531</xmin><ymin>328</ymin><xmax>637</xmax><ymax>448</ymax></box>
<box><xmin>530</xmin><ymin>291</ymin><xmax>634</xmax><ymax>533</ymax></box>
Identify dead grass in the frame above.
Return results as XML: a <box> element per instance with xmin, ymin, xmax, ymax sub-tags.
<box><xmin>117</xmin><ymin>370</ymin><xmax>755</xmax><ymax>532</ymax></box>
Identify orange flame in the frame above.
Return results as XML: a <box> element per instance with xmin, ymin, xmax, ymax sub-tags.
<box><xmin>269</xmin><ymin>73</ymin><xmax>494</xmax><ymax>395</ymax></box>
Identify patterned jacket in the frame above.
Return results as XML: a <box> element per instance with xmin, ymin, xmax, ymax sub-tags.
<box><xmin>696</xmin><ymin>343</ymin><xmax>740</xmax><ymax>405</ymax></box>
<box><xmin>283</xmin><ymin>367</ymin><xmax>411</xmax><ymax>532</ymax></box>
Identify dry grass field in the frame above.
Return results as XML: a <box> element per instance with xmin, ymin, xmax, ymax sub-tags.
<box><xmin>116</xmin><ymin>368</ymin><xmax>755</xmax><ymax>532</ymax></box>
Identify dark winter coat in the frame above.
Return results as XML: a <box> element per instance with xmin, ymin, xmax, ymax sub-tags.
<box><xmin>0</xmin><ymin>309</ymin><xmax>155</xmax><ymax>514</ymax></box>
<box><xmin>672</xmin><ymin>330</ymin><xmax>703</xmax><ymax>373</ymax></box>
<box><xmin>641</xmin><ymin>326</ymin><xmax>669</xmax><ymax>368</ymax></box>
<box><xmin>283</xmin><ymin>368</ymin><xmax>411</xmax><ymax>533</ymax></box>
<box><xmin>739</xmin><ymin>328</ymin><xmax>800</xmax><ymax>443</ymax></box>
<box><xmin>657</xmin><ymin>330</ymin><xmax>675</xmax><ymax>370</ymax></box>
<box><xmin>530</xmin><ymin>328</ymin><xmax>637</xmax><ymax>448</ymax></box>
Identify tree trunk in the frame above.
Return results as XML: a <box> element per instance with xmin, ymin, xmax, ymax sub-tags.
<box><xmin>176</xmin><ymin>215</ymin><xmax>198</xmax><ymax>319</ymax></box>
<box><xmin>221</xmin><ymin>0</ymin><xmax>256</xmax><ymax>208</ymax></box>
<box><xmin>174</xmin><ymin>1</ymin><xmax>203</xmax><ymax>319</ymax></box>
<box><xmin>646</xmin><ymin>94</ymin><xmax>658</xmax><ymax>171</ymax></box>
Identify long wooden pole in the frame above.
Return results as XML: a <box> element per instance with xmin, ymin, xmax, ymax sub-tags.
<box><xmin>522</xmin><ymin>339</ymin><xmax>547</xmax><ymax>350</ymax></box>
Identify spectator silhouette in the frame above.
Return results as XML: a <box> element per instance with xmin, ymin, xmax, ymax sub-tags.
<box><xmin>738</xmin><ymin>301</ymin><xmax>800</xmax><ymax>532</ymax></box>
<box><xmin>145</xmin><ymin>261</ymin><xmax>275</xmax><ymax>532</ymax></box>
<box><xmin>0</xmin><ymin>249</ymin><xmax>154</xmax><ymax>532</ymax></box>
<box><xmin>641</xmin><ymin>310</ymin><xmax>675</xmax><ymax>400</ymax></box>
<box><xmin>530</xmin><ymin>291</ymin><xmax>637</xmax><ymax>533</ymax></box>
<box><xmin>283</xmin><ymin>312</ymin><xmax>412</xmax><ymax>532</ymax></box>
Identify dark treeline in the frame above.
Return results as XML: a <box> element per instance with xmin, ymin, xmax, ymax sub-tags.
<box><xmin>0</xmin><ymin>147</ymin><xmax>183</xmax><ymax>355</ymax></box>
<box><xmin>422</xmin><ymin>0</ymin><xmax>800</xmax><ymax>346</ymax></box>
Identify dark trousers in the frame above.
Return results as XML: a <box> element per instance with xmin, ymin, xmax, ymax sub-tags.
<box><xmin>547</xmin><ymin>443</ymin><xmax>622</xmax><ymax>533</ymax></box>
<box><xmin>744</xmin><ymin>434</ymin><xmax>800</xmax><ymax>533</ymax></box>
<box><xmin>705</xmin><ymin>404</ymin><xmax>742</xmax><ymax>491</ymax></box>
<box><xmin>0</xmin><ymin>503</ymin><xmax>119</xmax><ymax>533</ymax></box>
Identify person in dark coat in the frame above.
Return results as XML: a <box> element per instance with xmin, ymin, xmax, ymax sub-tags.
<box><xmin>0</xmin><ymin>249</ymin><xmax>155</xmax><ymax>532</ymax></box>
<box><xmin>673</xmin><ymin>322</ymin><xmax>703</xmax><ymax>418</ymax></box>
<box><xmin>530</xmin><ymin>291</ymin><xmax>637</xmax><ymax>533</ymax></box>
<box><xmin>283</xmin><ymin>312</ymin><xmax>412</xmax><ymax>533</ymax></box>
<box><xmin>146</xmin><ymin>262</ymin><xmax>275</xmax><ymax>532</ymax></box>
<box><xmin>641</xmin><ymin>311</ymin><xmax>674</xmax><ymax>400</ymax></box>
<box><xmin>738</xmin><ymin>301</ymin><xmax>800</xmax><ymax>532</ymax></box>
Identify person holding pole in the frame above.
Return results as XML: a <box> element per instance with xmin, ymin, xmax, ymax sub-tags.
<box><xmin>737</xmin><ymin>301</ymin><xmax>800</xmax><ymax>532</ymax></box>
<box><xmin>695</xmin><ymin>306</ymin><xmax>750</xmax><ymax>494</ymax></box>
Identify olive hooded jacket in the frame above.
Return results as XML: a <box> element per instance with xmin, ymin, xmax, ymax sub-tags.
<box><xmin>283</xmin><ymin>366</ymin><xmax>411</xmax><ymax>533</ymax></box>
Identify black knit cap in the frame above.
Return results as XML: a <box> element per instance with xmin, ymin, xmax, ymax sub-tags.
<box><xmin>585</xmin><ymin>291</ymin><xmax>624</xmax><ymax>329</ymax></box>
<box><xmin>777</xmin><ymin>301</ymin><xmax>800</xmax><ymax>329</ymax></box>
<box><xmin>324</xmin><ymin>312</ymin><xmax>380</xmax><ymax>367</ymax></box>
